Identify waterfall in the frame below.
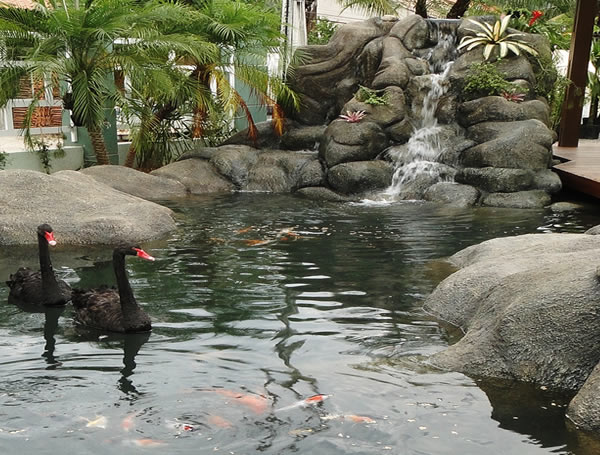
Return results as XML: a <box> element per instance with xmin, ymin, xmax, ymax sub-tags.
<box><xmin>380</xmin><ymin>26</ymin><xmax>458</xmax><ymax>201</ymax></box>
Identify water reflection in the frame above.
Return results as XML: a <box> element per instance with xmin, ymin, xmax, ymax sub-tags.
<box><xmin>8</xmin><ymin>296</ymin><xmax>64</xmax><ymax>366</ymax></box>
<box><xmin>69</xmin><ymin>329</ymin><xmax>151</xmax><ymax>396</ymax></box>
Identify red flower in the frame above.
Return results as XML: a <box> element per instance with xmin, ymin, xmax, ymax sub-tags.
<box><xmin>528</xmin><ymin>10</ymin><xmax>543</xmax><ymax>27</ymax></box>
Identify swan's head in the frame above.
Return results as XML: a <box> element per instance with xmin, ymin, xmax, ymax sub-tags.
<box><xmin>37</xmin><ymin>223</ymin><xmax>57</xmax><ymax>246</ymax></box>
<box><xmin>117</xmin><ymin>245</ymin><xmax>155</xmax><ymax>261</ymax></box>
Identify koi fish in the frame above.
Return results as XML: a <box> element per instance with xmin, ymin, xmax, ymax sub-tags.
<box><xmin>121</xmin><ymin>413</ymin><xmax>136</xmax><ymax>432</ymax></box>
<box><xmin>82</xmin><ymin>415</ymin><xmax>107</xmax><ymax>429</ymax></box>
<box><xmin>243</xmin><ymin>239</ymin><xmax>272</xmax><ymax>246</ymax></box>
<box><xmin>213</xmin><ymin>389</ymin><xmax>269</xmax><ymax>414</ymax></box>
<box><xmin>321</xmin><ymin>414</ymin><xmax>376</xmax><ymax>424</ymax></box>
<box><xmin>236</xmin><ymin>226</ymin><xmax>255</xmax><ymax>234</ymax></box>
<box><xmin>207</xmin><ymin>415</ymin><xmax>233</xmax><ymax>429</ymax></box>
<box><xmin>132</xmin><ymin>438</ymin><xmax>165</xmax><ymax>447</ymax></box>
<box><xmin>275</xmin><ymin>394</ymin><xmax>331</xmax><ymax>412</ymax></box>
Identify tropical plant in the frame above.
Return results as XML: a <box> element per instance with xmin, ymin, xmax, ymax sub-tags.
<box><xmin>0</xmin><ymin>0</ymin><xmax>213</xmax><ymax>165</ymax></box>
<box><xmin>457</xmin><ymin>15</ymin><xmax>538</xmax><ymax>60</ymax></box>
<box><xmin>463</xmin><ymin>62</ymin><xmax>513</xmax><ymax>98</ymax></box>
<box><xmin>339</xmin><ymin>110</ymin><xmax>367</xmax><ymax>123</ymax></box>
<box><xmin>122</xmin><ymin>0</ymin><xmax>300</xmax><ymax>169</ymax></box>
<box><xmin>356</xmin><ymin>85</ymin><xmax>388</xmax><ymax>106</ymax></box>
<box><xmin>500</xmin><ymin>89</ymin><xmax>525</xmax><ymax>102</ymax></box>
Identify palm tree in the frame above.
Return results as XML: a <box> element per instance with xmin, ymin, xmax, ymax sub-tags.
<box><xmin>122</xmin><ymin>0</ymin><xmax>300</xmax><ymax>169</ymax></box>
<box><xmin>0</xmin><ymin>0</ymin><xmax>214</xmax><ymax>165</ymax></box>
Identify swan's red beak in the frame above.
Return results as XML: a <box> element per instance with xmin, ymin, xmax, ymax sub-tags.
<box><xmin>133</xmin><ymin>247</ymin><xmax>155</xmax><ymax>261</ymax></box>
<box><xmin>44</xmin><ymin>231</ymin><xmax>57</xmax><ymax>246</ymax></box>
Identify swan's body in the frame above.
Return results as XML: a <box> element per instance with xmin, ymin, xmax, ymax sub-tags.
<box><xmin>72</xmin><ymin>246</ymin><xmax>154</xmax><ymax>333</ymax></box>
<box><xmin>6</xmin><ymin>224</ymin><xmax>71</xmax><ymax>305</ymax></box>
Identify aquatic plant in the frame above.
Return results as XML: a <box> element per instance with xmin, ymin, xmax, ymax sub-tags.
<box><xmin>339</xmin><ymin>110</ymin><xmax>367</xmax><ymax>123</ymax></box>
<box><xmin>458</xmin><ymin>15</ymin><xmax>538</xmax><ymax>60</ymax></box>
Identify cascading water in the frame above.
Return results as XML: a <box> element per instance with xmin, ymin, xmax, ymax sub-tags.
<box><xmin>380</xmin><ymin>24</ymin><xmax>458</xmax><ymax>201</ymax></box>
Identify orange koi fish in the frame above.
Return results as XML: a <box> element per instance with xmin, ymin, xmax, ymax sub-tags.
<box><xmin>236</xmin><ymin>226</ymin><xmax>255</xmax><ymax>234</ymax></box>
<box><xmin>275</xmin><ymin>394</ymin><xmax>331</xmax><ymax>412</ymax></box>
<box><xmin>121</xmin><ymin>413</ymin><xmax>136</xmax><ymax>432</ymax></box>
<box><xmin>132</xmin><ymin>438</ymin><xmax>165</xmax><ymax>447</ymax></box>
<box><xmin>213</xmin><ymin>389</ymin><xmax>269</xmax><ymax>414</ymax></box>
<box><xmin>207</xmin><ymin>415</ymin><xmax>233</xmax><ymax>429</ymax></box>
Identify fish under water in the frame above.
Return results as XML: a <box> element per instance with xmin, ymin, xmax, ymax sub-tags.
<box><xmin>275</xmin><ymin>394</ymin><xmax>331</xmax><ymax>412</ymax></box>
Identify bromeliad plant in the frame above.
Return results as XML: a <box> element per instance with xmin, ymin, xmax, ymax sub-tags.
<box><xmin>339</xmin><ymin>110</ymin><xmax>366</xmax><ymax>123</ymax></box>
<box><xmin>458</xmin><ymin>15</ymin><xmax>538</xmax><ymax>61</ymax></box>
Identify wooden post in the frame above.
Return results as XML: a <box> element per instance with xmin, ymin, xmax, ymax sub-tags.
<box><xmin>558</xmin><ymin>0</ymin><xmax>598</xmax><ymax>147</ymax></box>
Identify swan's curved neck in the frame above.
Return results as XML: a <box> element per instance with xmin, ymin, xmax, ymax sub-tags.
<box><xmin>38</xmin><ymin>233</ymin><xmax>58</xmax><ymax>292</ymax></box>
<box><xmin>113</xmin><ymin>252</ymin><xmax>137</xmax><ymax>308</ymax></box>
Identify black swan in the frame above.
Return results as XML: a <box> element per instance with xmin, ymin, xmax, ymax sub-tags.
<box><xmin>6</xmin><ymin>223</ymin><xmax>71</xmax><ymax>305</ymax></box>
<box><xmin>72</xmin><ymin>245</ymin><xmax>155</xmax><ymax>333</ymax></box>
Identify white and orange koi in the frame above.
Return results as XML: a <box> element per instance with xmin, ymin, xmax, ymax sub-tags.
<box><xmin>275</xmin><ymin>394</ymin><xmax>331</xmax><ymax>412</ymax></box>
<box><xmin>213</xmin><ymin>389</ymin><xmax>269</xmax><ymax>414</ymax></box>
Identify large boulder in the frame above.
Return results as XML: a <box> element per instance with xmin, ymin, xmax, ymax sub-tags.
<box><xmin>327</xmin><ymin>160</ymin><xmax>393</xmax><ymax>194</ymax></box>
<box><xmin>0</xmin><ymin>169</ymin><xmax>176</xmax><ymax>245</ymax></box>
<box><xmin>81</xmin><ymin>165</ymin><xmax>188</xmax><ymax>200</ymax></box>
<box><xmin>462</xmin><ymin>119</ymin><xmax>553</xmax><ymax>170</ymax></box>
<box><xmin>424</xmin><ymin>232</ymin><xmax>600</xmax><ymax>391</ymax></box>
<box><xmin>151</xmin><ymin>158</ymin><xmax>234</xmax><ymax>194</ymax></box>
<box><xmin>458</xmin><ymin>97</ymin><xmax>550</xmax><ymax>127</ymax></box>
<box><xmin>423</xmin><ymin>181</ymin><xmax>480</xmax><ymax>207</ymax></box>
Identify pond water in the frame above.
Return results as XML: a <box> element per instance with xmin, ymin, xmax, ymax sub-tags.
<box><xmin>2</xmin><ymin>194</ymin><xmax>600</xmax><ymax>455</ymax></box>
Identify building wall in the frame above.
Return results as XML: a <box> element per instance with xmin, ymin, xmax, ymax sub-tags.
<box><xmin>316</xmin><ymin>0</ymin><xmax>411</xmax><ymax>24</ymax></box>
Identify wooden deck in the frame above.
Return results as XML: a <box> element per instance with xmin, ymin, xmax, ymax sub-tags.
<box><xmin>552</xmin><ymin>139</ymin><xmax>600</xmax><ymax>199</ymax></box>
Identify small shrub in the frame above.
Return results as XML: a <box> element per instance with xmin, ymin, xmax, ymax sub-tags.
<box><xmin>463</xmin><ymin>62</ymin><xmax>513</xmax><ymax>98</ymax></box>
<box><xmin>0</xmin><ymin>151</ymin><xmax>7</xmax><ymax>169</ymax></box>
<box><xmin>355</xmin><ymin>86</ymin><xmax>388</xmax><ymax>106</ymax></box>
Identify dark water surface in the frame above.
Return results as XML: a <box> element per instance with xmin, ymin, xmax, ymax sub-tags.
<box><xmin>2</xmin><ymin>194</ymin><xmax>600</xmax><ymax>454</ymax></box>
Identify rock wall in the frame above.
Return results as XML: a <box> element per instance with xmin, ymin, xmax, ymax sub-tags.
<box><xmin>164</xmin><ymin>14</ymin><xmax>560</xmax><ymax>208</ymax></box>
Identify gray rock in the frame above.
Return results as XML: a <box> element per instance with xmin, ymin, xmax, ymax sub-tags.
<box><xmin>151</xmin><ymin>158</ymin><xmax>234</xmax><ymax>194</ymax></box>
<box><xmin>532</xmin><ymin>169</ymin><xmax>562</xmax><ymax>194</ymax></box>
<box><xmin>209</xmin><ymin>145</ymin><xmax>260</xmax><ymax>188</ymax></box>
<box><xmin>327</xmin><ymin>160</ymin><xmax>394</xmax><ymax>194</ymax></box>
<box><xmin>549</xmin><ymin>201</ymin><xmax>585</xmax><ymax>212</ymax></box>
<box><xmin>288</xmin><ymin>17</ymin><xmax>394</xmax><ymax>125</ymax></box>
<box><xmin>295</xmin><ymin>186</ymin><xmax>357</xmax><ymax>202</ymax></box>
<box><xmin>455</xmin><ymin>167</ymin><xmax>534</xmax><ymax>193</ymax></box>
<box><xmin>568</xmin><ymin>363</ymin><xmax>600</xmax><ymax>432</ymax></box>
<box><xmin>320</xmin><ymin>121</ymin><xmax>388</xmax><ymax>167</ymax></box>
<box><xmin>458</xmin><ymin>97</ymin><xmax>550</xmax><ymax>127</ymax></box>
<box><xmin>280</xmin><ymin>124</ymin><xmax>326</xmax><ymax>150</ymax></box>
<box><xmin>390</xmin><ymin>14</ymin><xmax>429</xmax><ymax>50</ymax></box>
<box><xmin>462</xmin><ymin>120</ymin><xmax>553</xmax><ymax>170</ymax></box>
<box><xmin>222</xmin><ymin>120</ymin><xmax>284</xmax><ymax>149</ymax></box>
<box><xmin>0</xmin><ymin>169</ymin><xmax>176</xmax><ymax>245</ymax></box>
<box><xmin>245</xmin><ymin>151</ymin><xmax>319</xmax><ymax>192</ymax></box>
<box><xmin>424</xmin><ymin>232</ymin><xmax>600</xmax><ymax>390</ymax></box>
<box><xmin>385</xmin><ymin>118</ymin><xmax>415</xmax><ymax>143</ymax></box>
<box><xmin>297</xmin><ymin>159</ymin><xmax>326</xmax><ymax>188</ymax></box>
<box><xmin>586</xmin><ymin>225</ymin><xmax>600</xmax><ymax>235</ymax></box>
<box><xmin>342</xmin><ymin>86</ymin><xmax>407</xmax><ymax>127</ymax></box>
<box><xmin>423</xmin><ymin>182</ymin><xmax>480</xmax><ymax>207</ymax></box>
<box><xmin>481</xmin><ymin>190</ymin><xmax>551</xmax><ymax>208</ymax></box>
<box><xmin>81</xmin><ymin>165</ymin><xmax>188</xmax><ymax>200</ymax></box>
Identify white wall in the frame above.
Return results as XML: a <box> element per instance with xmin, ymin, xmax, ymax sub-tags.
<box><xmin>316</xmin><ymin>0</ymin><xmax>411</xmax><ymax>24</ymax></box>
